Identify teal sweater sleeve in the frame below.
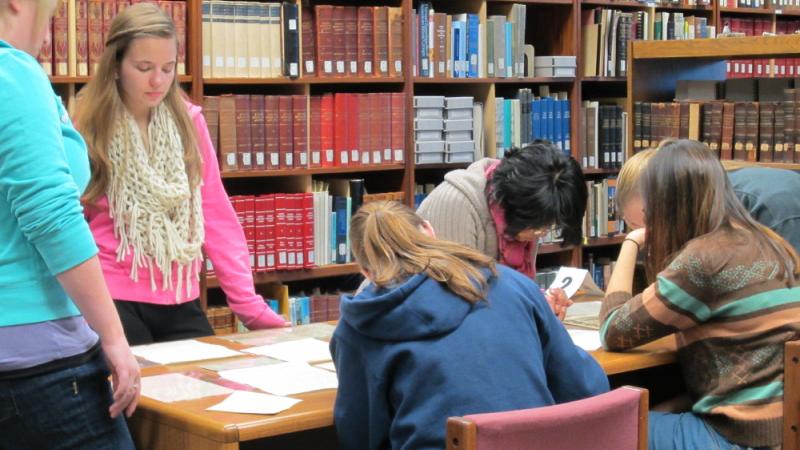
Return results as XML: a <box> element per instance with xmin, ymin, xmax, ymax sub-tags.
<box><xmin>0</xmin><ymin>45</ymin><xmax>98</xmax><ymax>277</ymax></box>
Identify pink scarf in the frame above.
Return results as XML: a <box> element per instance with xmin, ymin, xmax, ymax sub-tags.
<box><xmin>485</xmin><ymin>161</ymin><xmax>537</xmax><ymax>279</ymax></box>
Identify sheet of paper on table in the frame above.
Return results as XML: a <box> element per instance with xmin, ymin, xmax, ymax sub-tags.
<box><xmin>219</xmin><ymin>362</ymin><xmax>338</xmax><ymax>396</ymax></box>
<box><xmin>563</xmin><ymin>300</ymin><xmax>602</xmax><ymax>330</ymax></box>
<box><xmin>223</xmin><ymin>322</ymin><xmax>336</xmax><ymax>346</ymax></box>
<box><xmin>243</xmin><ymin>338</ymin><xmax>332</xmax><ymax>363</ymax></box>
<box><xmin>141</xmin><ymin>373</ymin><xmax>233</xmax><ymax>403</ymax></box>
<box><xmin>132</xmin><ymin>340</ymin><xmax>243</xmax><ymax>365</ymax></box>
<box><xmin>206</xmin><ymin>391</ymin><xmax>302</xmax><ymax>415</ymax></box>
<box><xmin>567</xmin><ymin>329</ymin><xmax>602</xmax><ymax>351</ymax></box>
<box><xmin>314</xmin><ymin>361</ymin><xmax>336</xmax><ymax>372</ymax></box>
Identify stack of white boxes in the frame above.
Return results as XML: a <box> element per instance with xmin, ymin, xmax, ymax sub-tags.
<box><xmin>533</xmin><ymin>56</ymin><xmax>577</xmax><ymax>78</ymax></box>
<box><xmin>413</xmin><ymin>95</ymin><xmax>476</xmax><ymax>165</ymax></box>
<box><xmin>413</xmin><ymin>96</ymin><xmax>445</xmax><ymax>164</ymax></box>
<box><xmin>444</xmin><ymin>97</ymin><xmax>475</xmax><ymax>163</ymax></box>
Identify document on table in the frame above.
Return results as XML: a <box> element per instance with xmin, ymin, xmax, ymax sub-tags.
<box><xmin>132</xmin><ymin>340</ymin><xmax>243</xmax><ymax>364</ymax></box>
<box><xmin>568</xmin><ymin>329</ymin><xmax>602</xmax><ymax>351</ymax></box>
<box><xmin>219</xmin><ymin>362</ymin><xmax>338</xmax><ymax>396</ymax></box>
<box><xmin>141</xmin><ymin>373</ymin><xmax>233</xmax><ymax>403</ymax></box>
<box><xmin>223</xmin><ymin>322</ymin><xmax>336</xmax><ymax>346</ymax></box>
<box><xmin>314</xmin><ymin>361</ymin><xmax>336</xmax><ymax>372</ymax></box>
<box><xmin>243</xmin><ymin>338</ymin><xmax>332</xmax><ymax>363</ymax></box>
<box><xmin>563</xmin><ymin>301</ymin><xmax>602</xmax><ymax>330</ymax></box>
<box><xmin>207</xmin><ymin>391</ymin><xmax>302</xmax><ymax>415</ymax></box>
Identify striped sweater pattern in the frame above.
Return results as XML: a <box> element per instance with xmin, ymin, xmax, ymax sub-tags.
<box><xmin>600</xmin><ymin>227</ymin><xmax>800</xmax><ymax>448</ymax></box>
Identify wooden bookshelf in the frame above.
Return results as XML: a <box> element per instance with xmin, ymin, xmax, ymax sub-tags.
<box><xmin>583</xmin><ymin>167</ymin><xmax>621</xmax><ymax>175</ymax></box>
<box><xmin>220</xmin><ymin>164</ymin><xmax>405</xmax><ymax>179</ymax></box>
<box><xmin>414</xmin><ymin>76</ymin><xmax>574</xmax><ymax>84</ymax></box>
<box><xmin>630</xmin><ymin>34</ymin><xmax>800</xmax><ymax>60</ymax></box>
<box><xmin>581</xmin><ymin>76</ymin><xmax>626</xmax><ymax>83</ymax></box>
<box><xmin>206</xmin><ymin>263</ymin><xmax>361</xmax><ymax>288</ymax></box>
<box><xmin>585</xmin><ymin>235</ymin><xmax>626</xmax><ymax>247</ymax></box>
<box><xmin>540</xmin><ymin>243</ymin><xmax>575</xmax><ymax>255</ymax></box>
<box><xmin>414</xmin><ymin>163</ymin><xmax>471</xmax><ymax>170</ymax></box>
<box><xmin>203</xmin><ymin>76</ymin><xmax>405</xmax><ymax>85</ymax></box>
<box><xmin>718</xmin><ymin>6</ymin><xmax>773</xmax><ymax>15</ymax></box>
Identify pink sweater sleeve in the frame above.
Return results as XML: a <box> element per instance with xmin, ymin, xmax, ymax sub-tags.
<box><xmin>191</xmin><ymin>104</ymin><xmax>285</xmax><ymax>329</ymax></box>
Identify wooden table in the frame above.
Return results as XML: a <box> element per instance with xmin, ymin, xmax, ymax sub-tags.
<box><xmin>128</xmin><ymin>333</ymin><xmax>677</xmax><ymax>450</ymax></box>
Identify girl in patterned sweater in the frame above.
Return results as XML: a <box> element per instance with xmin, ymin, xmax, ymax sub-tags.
<box><xmin>601</xmin><ymin>139</ymin><xmax>800</xmax><ymax>450</ymax></box>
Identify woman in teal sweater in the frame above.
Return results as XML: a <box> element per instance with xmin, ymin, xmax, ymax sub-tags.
<box><xmin>0</xmin><ymin>0</ymin><xmax>140</xmax><ymax>448</ymax></box>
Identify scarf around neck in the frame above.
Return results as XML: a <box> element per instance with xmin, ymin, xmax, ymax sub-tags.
<box><xmin>485</xmin><ymin>160</ymin><xmax>537</xmax><ymax>279</ymax></box>
<box><xmin>107</xmin><ymin>103</ymin><xmax>204</xmax><ymax>300</ymax></box>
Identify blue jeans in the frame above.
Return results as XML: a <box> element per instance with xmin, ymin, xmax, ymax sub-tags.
<box><xmin>649</xmin><ymin>411</ymin><xmax>773</xmax><ymax>450</ymax></box>
<box><xmin>0</xmin><ymin>350</ymin><xmax>134</xmax><ymax>450</ymax></box>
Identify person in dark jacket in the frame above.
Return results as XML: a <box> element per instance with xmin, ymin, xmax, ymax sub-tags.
<box><xmin>331</xmin><ymin>200</ymin><xmax>609</xmax><ymax>450</ymax></box>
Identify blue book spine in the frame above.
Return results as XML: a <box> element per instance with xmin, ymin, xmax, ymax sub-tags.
<box><xmin>267</xmin><ymin>299</ymin><xmax>281</xmax><ymax>315</ymax></box>
<box><xmin>561</xmin><ymin>98</ymin><xmax>571</xmax><ymax>155</ymax></box>
<box><xmin>504</xmin><ymin>23</ymin><xmax>513</xmax><ymax>77</ymax></box>
<box><xmin>330</xmin><ymin>211</ymin><xmax>337</xmax><ymax>264</ymax></box>
<box><xmin>334</xmin><ymin>197</ymin><xmax>348</xmax><ymax>264</ymax></box>
<box><xmin>545</xmin><ymin>97</ymin><xmax>555</xmax><ymax>144</ymax></box>
<box><xmin>467</xmin><ymin>14</ymin><xmax>479</xmax><ymax>78</ymax></box>
<box><xmin>300</xmin><ymin>297</ymin><xmax>310</xmax><ymax>325</ymax></box>
<box><xmin>419</xmin><ymin>2</ymin><xmax>430</xmax><ymax>77</ymax></box>
<box><xmin>532</xmin><ymin>99</ymin><xmax>541</xmax><ymax>139</ymax></box>
<box><xmin>289</xmin><ymin>297</ymin><xmax>298</xmax><ymax>325</ymax></box>
<box><xmin>554</xmin><ymin>98</ymin><xmax>563</xmax><ymax>151</ymax></box>
<box><xmin>451</xmin><ymin>22</ymin><xmax>461</xmax><ymax>78</ymax></box>
<box><xmin>345</xmin><ymin>197</ymin><xmax>352</xmax><ymax>262</ymax></box>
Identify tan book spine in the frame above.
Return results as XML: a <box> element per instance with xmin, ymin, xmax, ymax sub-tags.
<box><xmin>269</xmin><ymin>3</ymin><xmax>282</xmax><ymax>78</ymax></box>
<box><xmin>218</xmin><ymin>94</ymin><xmax>239</xmax><ymax>172</ymax></box>
<box><xmin>87</xmin><ymin>0</ymin><xmax>102</xmax><ymax>75</ymax></box>
<box><xmin>233</xmin><ymin>2</ymin><xmax>249</xmax><ymax>77</ymax></box>
<box><xmin>245</xmin><ymin>2</ymin><xmax>261</xmax><ymax>78</ymax></box>
<box><xmin>75</xmin><ymin>0</ymin><xmax>88</xmax><ymax>76</ymax></box>
<box><xmin>54</xmin><ymin>0</ymin><xmax>69</xmax><ymax>76</ymax></box>
<box><xmin>373</xmin><ymin>6</ymin><xmax>389</xmax><ymax>76</ymax></box>
<box><xmin>68</xmin><ymin>0</ymin><xmax>77</xmax><ymax>76</ymax></box>
<box><xmin>201</xmin><ymin>0</ymin><xmax>211</xmax><ymax>78</ymax></box>
<box><xmin>387</xmin><ymin>7</ymin><xmax>403</xmax><ymax>77</ymax></box>
<box><xmin>172</xmin><ymin>1</ymin><xmax>187</xmax><ymax>76</ymax></box>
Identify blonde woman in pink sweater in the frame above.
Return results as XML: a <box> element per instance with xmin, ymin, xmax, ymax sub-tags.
<box><xmin>75</xmin><ymin>4</ymin><xmax>285</xmax><ymax>344</ymax></box>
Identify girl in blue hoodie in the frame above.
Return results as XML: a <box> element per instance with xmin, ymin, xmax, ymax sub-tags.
<box><xmin>332</xmin><ymin>201</ymin><xmax>609</xmax><ymax>450</ymax></box>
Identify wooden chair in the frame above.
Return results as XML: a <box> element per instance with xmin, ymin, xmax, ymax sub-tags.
<box><xmin>446</xmin><ymin>386</ymin><xmax>648</xmax><ymax>450</ymax></box>
<box><xmin>786</xmin><ymin>340</ymin><xmax>800</xmax><ymax>450</ymax></box>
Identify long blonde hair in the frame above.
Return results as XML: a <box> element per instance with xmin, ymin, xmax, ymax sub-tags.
<box><xmin>350</xmin><ymin>201</ymin><xmax>497</xmax><ymax>303</ymax></box>
<box><xmin>75</xmin><ymin>2</ymin><xmax>200</xmax><ymax>205</ymax></box>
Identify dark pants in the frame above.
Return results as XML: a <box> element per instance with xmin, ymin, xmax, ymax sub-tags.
<box><xmin>0</xmin><ymin>350</ymin><xmax>135</xmax><ymax>450</ymax></box>
<box><xmin>114</xmin><ymin>299</ymin><xmax>214</xmax><ymax>345</ymax></box>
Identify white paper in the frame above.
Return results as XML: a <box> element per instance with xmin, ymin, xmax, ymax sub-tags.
<box><xmin>244</xmin><ymin>338</ymin><xmax>331</xmax><ymax>363</ymax></box>
<box><xmin>219</xmin><ymin>362</ymin><xmax>338</xmax><ymax>396</ymax></box>
<box><xmin>132</xmin><ymin>340</ymin><xmax>243</xmax><ymax>365</ymax></box>
<box><xmin>549</xmin><ymin>267</ymin><xmax>591</xmax><ymax>299</ymax></box>
<box><xmin>206</xmin><ymin>391</ymin><xmax>301</xmax><ymax>415</ymax></box>
<box><xmin>565</xmin><ymin>301</ymin><xmax>602</xmax><ymax>319</ymax></box>
<box><xmin>314</xmin><ymin>361</ymin><xmax>336</xmax><ymax>372</ymax></box>
<box><xmin>141</xmin><ymin>373</ymin><xmax>233</xmax><ymax>403</ymax></box>
<box><xmin>568</xmin><ymin>329</ymin><xmax>602</xmax><ymax>351</ymax></box>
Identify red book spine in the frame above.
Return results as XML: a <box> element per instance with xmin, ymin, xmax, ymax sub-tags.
<box><xmin>369</xmin><ymin>93</ymin><xmax>382</xmax><ymax>164</ymax></box>
<box><xmin>315</xmin><ymin>5</ymin><xmax>334</xmax><ymax>77</ymax></box>
<box><xmin>274</xmin><ymin>194</ymin><xmax>288</xmax><ymax>270</ymax></box>
<box><xmin>76</xmin><ymin>0</ymin><xmax>89</xmax><ymax>76</ymax></box>
<box><xmin>264</xmin><ymin>95</ymin><xmax>280</xmax><ymax>170</ymax></box>
<box><xmin>264</xmin><ymin>194</ymin><xmax>277</xmax><ymax>272</ymax></box>
<box><xmin>358</xmin><ymin>94</ymin><xmax>373</xmax><ymax>165</ymax></box>
<box><xmin>53</xmin><ymin>0</ymin><xmax>68</xmax><ymax>76</ymax></box>
<box><xmin>380</xmin><ymin>93</ymin><xmax>391</xmax><ymax>166</ymax></box>
<box><xmin>321</xmin><ymin>93</ymin><xmax>335</xmax><ymax>167</ymax></box>
<box><xmin>285</xmin><ymin>194</ymin><xmax>297</xmax><ymax>270</ymax></box>
<box><xmin>373</xmin><ymin>6</ymin><xmax>389</xmax><ymax>77</ymax></box>
<box><xmin>332</xmin><ymin>6</ymin><xmax>346</xmax><ymax>76</ymax></box>
<box><xmin>234</xmin><ymin>94</ymin><xmax>252</xmax><ymax>170</ymax></box>
<box><xmin>391</xmin><ymin>92</ymin><xmax>405</xmax><ymax>163</ymax></box>
<box><xmin>293</xmin><ymin>193</ymin><xmax>304</xmax><ymax>269</ymax></box>
<box><xmin>251</xmin><ymin>95</ymin><xmax>266</xmax><ymax>170</ymax></box>
<box><xmin>102</xmin><ymin>0</ymin><xmax>115</xmax><ymax>55</ymax></box>
<box><xmin>301</xmin><ymin>6</ymin><xmax>316</xmax><ymax>76</ymax></box>
<box><xmin>254</xmin><ymin>196</ymin><xmax>268</xmax><ymax>273</ymax></box>
<box><xmin>327</xmin><ymin>294</ymin><xmax>340</xmax><ymax>321</ymax></box>
<box><xmin>309</xmin><ymin>96</ymin><xmax>323</xmax><ymax>168</ymax></box>
<box><xmin>87</xmin><ymin>0</ymin><xmax>102</xmax><ymax>75</ymax></box>
<box><xmin>344</xmin><ymin>6</ymin><xmax>358</xmax><ymax>76</ymax></box>
<box><xmin>303</xmin><ymin>192</ymin><xmax>315</xmax><ymax>268</ymax></box>
<box><xmin>334</xmin><ymin>93</ymin><xmax>348</xmax><ymax>166</ymax></box>
<box><xmin>357</xmin><ymin>6</ymin><xmax>374</xmax><ymax>76</ymax></box>
<box><xmin>244</xmin><ymin>195</ymin><xmax>256</xmax><ymax>272</ymax></box>
<box><xmin>292</xmin><ymin>95</ymin><xmax>308</xmax><ymax>168</ymax></box>
<box><xmin>278</xmin><ymin>95</ymin><xmax>294</xmax><ymax>168</ymax></box>
<box><xmin>347</xmin><ymin>93</ymin><xmax>361</xmax><ymax>166</ymax></box>
<box><xmin>172</xmin><ymin>0</ymin><xmax>187</xmax><ymax>75</ymax></box>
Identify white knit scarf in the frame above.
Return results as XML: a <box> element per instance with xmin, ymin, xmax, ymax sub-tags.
<box><xmin>107</xmin><ymin>103</ymin><xmax>204</xmax><ymax>301</ymax></box>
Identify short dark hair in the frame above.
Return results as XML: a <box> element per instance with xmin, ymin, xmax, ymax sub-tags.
<box><xmin>489</xmin><ymin>140</ymin><xmax>588</xmax><ymax>245</ymax></box>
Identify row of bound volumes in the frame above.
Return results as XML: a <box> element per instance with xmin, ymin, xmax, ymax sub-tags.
<box><xmin>585</xmin><ymin>254</ymin><xmax>616</xmax><ymax>292</ymax></box>
<box><xmin>284</xmin><ymin>294</ymin><xmax>341</xmax><ymax>326</ymax></box>
<box><xmin>413</xmin><ymin>3</ymin><xmax>531</xmax><ymax>79</ymax></box>
<box><xmin>584</xmin><ymin>178</ymin><xmax>623</xmax><ymax>240</ymax></box>
<box><xmin>201</xmin><ymin>2</ymin><xmax>403</xmax><ymax>79</ymax></box>
<box><xmin>724</xmin><ymin>19</ymin><xmax>800</xmax><ymax>78</ymax></box>
<box><xmin>206</xmin><ymin>306</ymin><xmax>239</xmax><ymax>334</ymax></box>
<box><xmin>582</xmin><ymin>8</ymin><xmax>712</xmax><ymax>78</ymax></box>
<box><xmin>722</xmin><ymin>0</ymin><xmax>800</xmax><ymax>6</ymax></box>
<box><xmin>38</xmin><ymin>0</ymin><xmax>187</xmax><ymax>76</ymax></box>
<box><xmin>581</xmin><ymin>101</ymin><xmax>627</xmax><ymax>170</ymax></box>
<box><xmin>495</xmin><ymin>87</ymin><xmax>571</xmax><ymax>157</ymax></box>
<box><xmin>633</xmin><ymin>94</ymin><xmax>800</xmax><ymax>162</ymax></box>
<box><xmin>202</xmin><ymin>92</ymin><xmax>406</xmax><ymax>173</ymax></box>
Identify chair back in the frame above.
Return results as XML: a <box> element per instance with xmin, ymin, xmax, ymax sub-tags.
<box><xmin>786</xmin><ymin>340</ymin><xmax>800</xmax><ymax>450</ymax></box>
<box><xmin>446</xmin><ymin>386</ymin><xmax>648</xmax><ymax>450</ymax></box>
